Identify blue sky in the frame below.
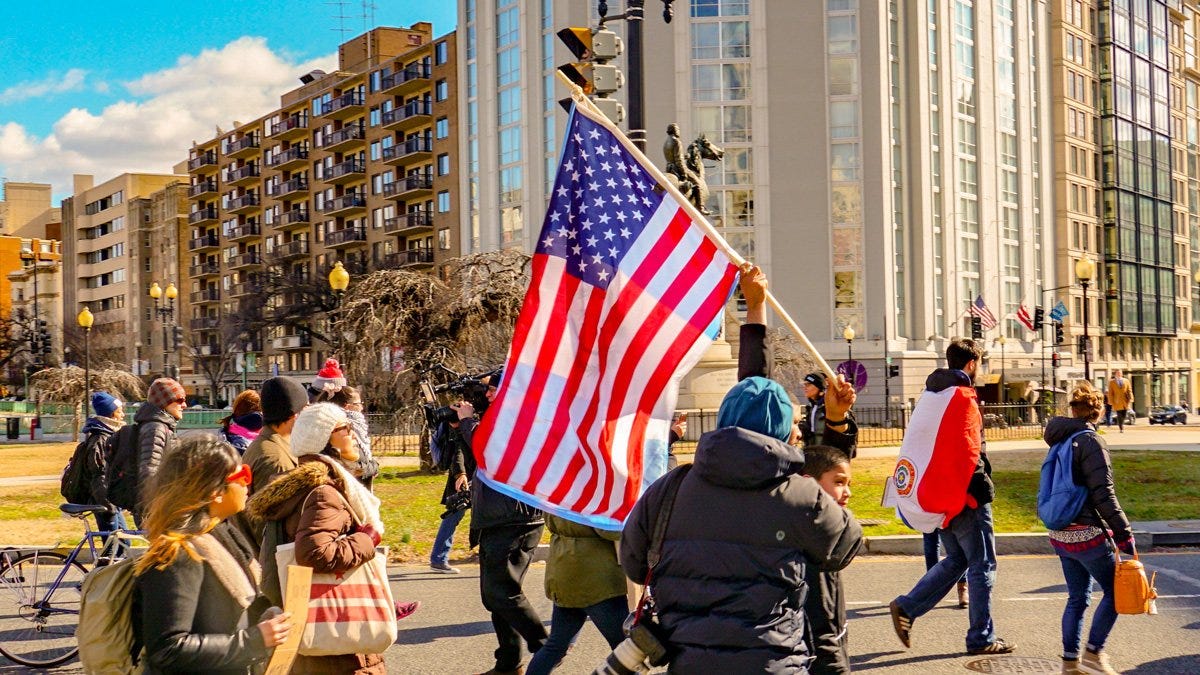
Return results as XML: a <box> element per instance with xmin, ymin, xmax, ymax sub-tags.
<box><xmin>0</xmin><ymin>1</ymin><xmax>458</xmax><ymax>197</ymax></box>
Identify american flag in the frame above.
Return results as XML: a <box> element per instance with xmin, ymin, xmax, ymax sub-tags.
<box><xmin>1015</xmin><ymin>304</ymin><xmax>1035</xmax><ymax>332</ymax></box>
<box><xmin>970</xmin><ymin>295</ymin><xmax>998</xmax><ymax>330</ymax></box>
<box><xmin>472</xmin><ymin>104</ymin><xmax>738</xmax><ymax>529</ymax></box>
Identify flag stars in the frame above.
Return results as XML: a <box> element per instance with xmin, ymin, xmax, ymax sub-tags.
<box><xmin>622</xmin><ymin>177</ymin><xmax>633</xmax><ymax>188</ymax></box>
<box><xmin>571</xmin><ymin>171</ymin><xmax>581</xmax><ymax>182</ymax></box>
<box><xmin>610</xmin><ymin>144</ymin><xmax>620</xmax><ymax>155</ymax></box>
<box><xmin>556</xmin><ymin>185</ymin><xmax>568</xmax><ymax>198</ymax></box>
<box><xmin>597</xmin><ymin>212</ymin><xmax>611</xmax><ymax>225</ymax></box>
<box><xmin>597</xmin><ymin>269</ymin><xmax>610</xmax><ymax>282</ymax></box>
<box><xmin>573</xmin><ymin>133</ymin><xmax>583</xmax><ymax>143</ymax></box>
<box><xmin>550</xmin><ymin>211</ymin><xmax>561</xmax><ymax>222</ymax></box>
<box><xmin>563</xmin><ymin>160</ymin><xmax>574</xmax><ymax>172</ymax></box>
<box><xmin>605</xmin><ymin>177</ymin><xmax>617</xmax><ymax>189</ymax></box>
<box><xmin>593</xmin><ymin>196</ymin><xmax>606</xmax><ymax>208</ymax></box>
<box><xmin>591</xmin><ymin>253</ymin><xmax>603</xmax><ymax>264</ymax></box>
<box><xmin>557</xmin><ymin>226</ymin><xmax>569</xmax><ymax>237</ymax></box>
<box><xmin>615</xmin><ymin>211</ymin><xmax>627</xmax><ymax>223</ymax></box>
<box><xmin>600</xmin><ymin>161</ymin><xmax>612</xmax><ymax>173</ymax></box>
<box><xmin>542</xmin><ymin>236</ymin><xmax>556</xmax><ymax>248</ymax></box>
<box><xmin>578</xmin><ymin>260</ymin><xmax>589</xmax><ymax>272</ymax></box>
<box><xmin>632</xmin><ymin>210</ymin><xmax>644</xmax><ymax>221</ymax></box>
<box><xmin>596</xmin><ymin>145</ymin><xmax>608</xmax><ymax>156</ymax></box>
<box><xmin>586</xmin><ymin>235</ymin><xmax>598</xmax><ymax>247</ymax></box>
<box><xmin>620</xmin><ymin>227</ymin><xmax>632</xmax><ymax>238</ymax></box>
<box><xmin>603</xmin><ymin>229</ymin><xmax>616</xmax><ymax>241</ymax></box>
<box><xmin>584</xmin><ymin>165</ymin><xmax>595</xmax><ymax>176</ymax></box>
<box><xmin>588</xmin><ymin>128</ymin><xmax>601</xmax><ymax>140</ymax></box>
<box><xmin>609</xmin><ymin>247</ymin><xmax>619</xmax><ymax>258</ymax></box>
<box><xmin>588</xmin><ymin>182</ymin><xmax>600</xmax><ymax>192</ymax></box>
<box><xmin>567</xmin><ymin>228</ymin><xmax>578</xmax><ymax>239</ymax></box>
<box><xmin>572</xmin><ymin>244</ymin><xmax>583</xmax><ymax>255</ymax></box>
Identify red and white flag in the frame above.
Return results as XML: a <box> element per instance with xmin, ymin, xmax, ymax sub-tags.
<box><xmin>473</xmin><ymin>103</ymin><xmax>738</xmax><ymax>529</ymax></box>
<box><xmin>1016</xmin><ymin>304</ymin><xmax>1035</xmax><ymax>332</ymax></box>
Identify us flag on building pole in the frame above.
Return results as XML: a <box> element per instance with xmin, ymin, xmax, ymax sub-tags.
<box><xmin>472</xmin><ymin>103</ymin><xmax>739</xmax><ymax>530</ymax></box>
<box><xmin>1015</xmin><ymin>304</ymin><xmax>1035</xmax><ymax>332</ymax></box>
<box><xmin>970</xmin><ymin>295</ymin><xmax>998</xmax><ymax>330</ymax></box>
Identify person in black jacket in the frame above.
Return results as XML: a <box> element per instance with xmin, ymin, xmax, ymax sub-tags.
<box><xmin>621</xmin><ymin>374</ymin><xmax>862</xmax><ymax>673</ymax></box>
<box><xmin>132</xmin><ymin>437</ymin><xmax>291</xmax><ymax>675</ymax></box>
<box><xmin>131</xmin><ymin>378</ymin><xmax>186</xmax><ymax>522</ymax></box>
<box><xmin>801</xmin><ymin>446</ymin><xmax>854</xmax><ymax>675</ymax></box>
<box><xmin>889</xmin><ymin>339</ymin><xmax>1015</xmax><ymax>656</ymax></box>
<box><xmin>455</xmin><ymin>373</ymin><xmax>548</xmax><ymax>675</ymax></box>
<box><xmin>430</xmin><ymin>419</ymin><xmax>476</xmax><ymax>574</ymax></box>
<box><xmin>1044</xmin><ymin>383</ymin><xmax>1134</xmax><ymax>675</ymax></box>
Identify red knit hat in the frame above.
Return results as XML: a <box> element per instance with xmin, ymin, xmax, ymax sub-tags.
<box><xmin>311</xmin><ymin>358</ymin><xmax>347</xmax><ymax>394</ymax></box>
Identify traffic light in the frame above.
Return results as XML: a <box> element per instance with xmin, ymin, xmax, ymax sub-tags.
<box><xmin>1052</xmin><ymin>352</ymin><xmax>1061</xmax><ymax>368</ymax></box>
<box><xmin>173</xmin><ymin>325</ymin><xmax>185</xmax><ymax>350</ymax></box>
<box><xmin>1033</xmin><ymin>307</ymin><xmax>1045</xmax><ymax>331</ymax></box>
<box><xmin>558</xmin><ymin>26</ymin><xmax>625</xmax><ymax>123</ymax></box>
<box><xmin>887</xmin><ymin>364</ymin><xmax>900</xmax><ymax>379</ymax></box>
<box><xmin>970</xmin><ymin>316</ymin><xmax>983</xmax><ymax>340</ymax></box>
<box><xmin>1078</xmin><ymin>336</ymin><xmax>1091</xmax><ymax>359</ymax></box>
<box><xmin>1054</xmin><ymin>322</ymin><xmax>1065</xmax><ymax>345</ymax></box>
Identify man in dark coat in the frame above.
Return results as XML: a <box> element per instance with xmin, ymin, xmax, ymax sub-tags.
<box><xmin>133</xmin><ymin>378</ymin><xmax>185</xmax><ymax>520</ymax></box>
<box><xmin>620</xmin><ymin>374</ymin><xmax>862</xmax><ymax>673</ymax></box>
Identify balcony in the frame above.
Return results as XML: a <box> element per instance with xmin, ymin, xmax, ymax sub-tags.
<box><xmin>189</xmin><ymin>261</ymin><xmax>221</xmax><ymax>277</ymax></box>
<box><xmin>189</xmin><ymin>180</ymin><xmax>218</xmax><ymax>198</ymax></box>
<box><xmin>273</xmin><ymin>238</ymin><xmax>310</xmax><ymax>260</ymax></box>
<box><xmin>224</xmin><ymin>164</ymin><xmax>261</xmax><ymax>187</ymax></box>
<box><xmin>188</xmin><ymin>233</ymin><xmax>220</xmax><ymax>252</ymax></box>
<box><xmin>381</xmin><ymin>63</ymin><xmax>431</xmax><ymax>96</ymax></box>
<box><xmin>265</xmin><ymin>146</ymin><xmax>309</xmax><ymax>170</ymax></box>
<box><xmin>188</xmin><ymin>207</ymin><xmax>219</xmax><ymax>225</ymax></box>
<box><xmin>190</xmin><ymin>288</ymin><xmax>221</xmax><ymax>304</ymax></box>
<box><xmin>188</xmin><ymin>152</ymin><xmax>218</xmax><ymax>172</ymax></box>
<box><xmin>320</xmin><ymin>193</ymin><xmax>366</xmax><ymax>216</ymax></box>
<box><xmin>226</xmin><ymin>221</ymin><xmax>260</xmax><ymax>241</ymax></box>
<box><xmin>268</xmin><ymin>114</ymin><xmax>309</xmax><ymax>140</ymax></box>
<box><xmin>382</xmin><ymin>100</ymin><xmax>433</xmax><ymax>132</ymax></box>
<box><xmin>229</xmin><ymin>251</ymin><xmax>262</xmax><ymax>270</ymax></box>
<box><xmin>224</xmin><ymin>135</ymin><xmax>259</xmax><ymax>158</ymax></box>
<box><xmin>268</xmin><ymin>177</ymin><xmax>309</xmax><ymax>198</ymax></box>
<box><xmin>319</xmin><ymin>124</ymin><xmax>365</xmax><ymax>152</ymax></box>
<box><xmin>324</xmin><ymin>159</ymin><xmax>365</xmax><ymax>185</ymax></box>
<box><xmin>382</xmin><ymin>137</ymin><xmax>433</xmax><ymax>166</ymax></box>
<box><xmin>326</xmin><ymin>226</ymin><xmax>367</xmax><ymax>249</ymax></box>
<box><xmin>384</xmin><ymin>210</ymin><xmax>434</xmax><ymax>236</ymax></box>
<box><xmin>320</xmin><ymin>91</ymin><xmax>365</xmax><ymax>119</ymax></box>
<box><xmin>393</xmin><ymin>248</ymin><xmax>434</xmax><ymax>269</ymax></box>
<box><xmin>272</xmin><ymin>334</ymin><xmax>313</xmax><ymax>350</ymax></box>
<box><xmin>275</xmin><ymin>208</ymin><xmax>311</xmax><ymax>231</ymax></box>
<box><xmin>229</xmin><ymin>281</ymin><xmax>259</xmax><ymax>298</ymax></box>
<box><xmin>227</xmin><ymin>193</ymin><xmax>260</xmax><ymax>214</ymax></box>
<box><xmin>190</xmin><ymin>316</ymin><xmax>221</xmax><ymax>331</ymax></box>
<box><xmin>382</xmin><ymin>173</ymin><xmax>434</xmax><ymax>201</ymax></box>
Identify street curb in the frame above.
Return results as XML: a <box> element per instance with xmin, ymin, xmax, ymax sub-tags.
<box><xmin>862</xmin><ymin>533</ymin><xmax>1054</xmax><ymax>556</ymax></box>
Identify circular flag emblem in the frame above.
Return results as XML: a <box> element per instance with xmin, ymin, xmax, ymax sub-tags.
<box><xmin>894</xmin><ymin>459</ymin><xmax>917</xmax><ymax>497</ymax></box>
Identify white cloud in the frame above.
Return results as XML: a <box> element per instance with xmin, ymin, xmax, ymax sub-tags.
<box><xmin>0</xmin><ymin>38</ymin><xmax>336</xmax><ymax>195</ymax></box>
<box><xmin>0</xmin><ymin>68</ymin><xmax>89</xmax><ymax>105</ymax></box>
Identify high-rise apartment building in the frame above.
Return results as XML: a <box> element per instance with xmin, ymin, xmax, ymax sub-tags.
<box><xmin>183</xmin><ymin>24</ymin><xmax>459</xmax><ymax>380</ymax></box>
<box><xmin>131</xmin><ymin>183</ymin><xmax>190</xmax><ymax>380</ymax></box>
<box><xmin>62</xmin><ymin>173</ymin><xmax>186</xmax><ymax>368</ymax></box>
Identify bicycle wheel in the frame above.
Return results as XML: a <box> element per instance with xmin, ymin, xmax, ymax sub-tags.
<box><xmin>0</xmin><ymin>550</ymin><xmax>87</xmax><ymax>667</ymax></box>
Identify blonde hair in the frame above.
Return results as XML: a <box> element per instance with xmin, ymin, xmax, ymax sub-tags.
<box><xmin>135</xmin><ymin>438</ymin><xmax>239</xmax><ymax>575</ymax></box>
<box><xmin>1069</xmin><ymin>382</ymin><xmax>1104</xmax><ymax>423</ymax></box>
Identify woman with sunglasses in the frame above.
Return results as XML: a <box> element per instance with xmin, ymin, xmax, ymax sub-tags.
<box><xmin>133</xmin><ymin>437</ymin><xmax>292</xmax><ymax>674</ymax></box>
<box><xmin>248</xmin><ymin>402</ymin><xmax>391</xmax><ymax>674</ymax></box>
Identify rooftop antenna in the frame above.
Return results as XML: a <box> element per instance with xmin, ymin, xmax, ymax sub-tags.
<box><xmin>327</xmin><ymin>0</ymin><xmax>351</xmax><ymax>40</ymax></box>
<box><xmin>362</xmin><ymin>0</ymin><xmax>376</xmax><ymax>32</ymax></box>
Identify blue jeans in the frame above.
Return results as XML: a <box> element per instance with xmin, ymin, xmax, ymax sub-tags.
<box><xmin>924</xmin><ymin>530</ymin><xmax>966</xmax><ymax>583</ymax></box>
<box><xmin>95</xmin><ymin>509</ymin><xmax>129</xmax><ymax>559</ymax></box>
<box><xmin>430</xmin><ymin>507</ymin><xmax>467</xmax><ymax>566</ymax></box>
<box><xmin>1059</xmin><ymin>547</ymin><xmax>1118</xmax><ymax>659</ymax></box>
<box><xmin>526</xmin><ymin>596</ymin><xmax>629</xmax><ymax>675</ymax></box>
<box><xmin>897</xmin><ymin>504</ymin><xmax>997</xmax><ymax>651</ymax></box>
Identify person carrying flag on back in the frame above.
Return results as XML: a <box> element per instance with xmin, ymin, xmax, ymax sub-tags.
<box><xmin>888</xmin><ymin>338</ymin><xmax>1016</xmax><ymax>655</ymax></box>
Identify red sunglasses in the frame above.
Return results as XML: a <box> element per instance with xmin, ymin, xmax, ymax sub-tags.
<box><xmin>226</xmin><ymin>463</ymin><xmax>252</xmax><ymax>486</ymax></box>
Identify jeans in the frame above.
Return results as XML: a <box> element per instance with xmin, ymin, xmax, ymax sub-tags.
<box><xmin>94</xmin><ymin>509</ymin><xmax>129</xmax><ymax>559</ymax></box>
<box><xmin>526</xmin><ymin>596</ymin><xmax>629</xmax><ymax>675</ymax></box>
<box><xmin>924</xmin><ymin>530</ymin><xmax>966</xmax><ymax>583</ymax></box>
<box><xmin>479</xmin><ymin>523</ymin><xmax>548</xmax><ymax>671</ymax></box>
<box><xmin>1058</xmin><ymin>546</ymin><xmax>1118</xmax><ymax>659</ymax></box>
<box><xmin>896</xmin><ymin>504</ymin><xmax>998</xmax><ymax>651</ymax></box>
<box><xmin>430</xmin><ymin>507</ymin><xmax>467</xmax><ymax>566</ymax></box>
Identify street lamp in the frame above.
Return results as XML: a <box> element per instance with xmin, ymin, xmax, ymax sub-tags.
<box><xmin>77</xmin><ymin>306</ymin><xmax>94</xmax><ymax>415</ymax></box>
<box><xmin>996</xmin><ymin>336</ymin><xmax>1007</xmax><ymax>403</ymax></box>
<box><xmin>328</xmin><ymin>261</ymin><xmax>351</xmax><ymax>363</ymax></box>
<box><xmin>842</xmin><ymin>325</ymin><xmax>855</xmax><ymax>364</ymax></box>
<box><xmin>149</xmin><ymin>281</ymin><xmax>178</xmax><ymax>378</ymax></box>
<box><xmin>1075</xmin><ymin>257</ymin><xmax>1095</xmax><ymax>382</ymax></box>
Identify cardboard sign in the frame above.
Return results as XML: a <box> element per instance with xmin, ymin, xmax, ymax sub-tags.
<box><xmin>264</xmin><ymin>564</ymin><xmax>312</xmax><ymax>675</ymax></box>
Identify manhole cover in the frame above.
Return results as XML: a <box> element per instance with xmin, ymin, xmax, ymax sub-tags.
<box><xmin>857</xmin><ymin>518</ymin><xmax>890</xmax><ymax>526</ymax></box>
<box><xmin>964</xmin><ymin>656</ymin><xmax>1061</xmax><ymax>673</ymax></box>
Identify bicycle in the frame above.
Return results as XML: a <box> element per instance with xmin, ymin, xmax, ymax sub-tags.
<box><xmin>0</xmin><ymin>503</ymin><xmax>146</xmax><ymax>668</ymax></box>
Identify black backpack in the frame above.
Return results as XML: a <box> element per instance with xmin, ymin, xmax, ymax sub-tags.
<box><xmin>103</xmin><ymin>423</ymin><xmax>141</xmax><ymax>511</ymax></box>
<box><xmin>60</xmin><ymin>437</ymin><xmax>97</xmax><ymax>504</ymax></box>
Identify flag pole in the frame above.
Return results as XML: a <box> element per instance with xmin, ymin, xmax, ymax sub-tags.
<box><xmin>555</xmin><ymin>73</ymin><xmax>838</xmax><ymax>381</ymax></box>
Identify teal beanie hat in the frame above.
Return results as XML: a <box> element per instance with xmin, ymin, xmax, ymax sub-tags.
<box><xmin>716</xmin><ymin>376</ymin><xmax>794</xmax><ymax>441</ymax></box>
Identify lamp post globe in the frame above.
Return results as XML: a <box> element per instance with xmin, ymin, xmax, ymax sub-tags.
<box><xmin>842</xmin><ymin>325</ymin><xmax>855</xmax><ymax>364</ymax></box>
<box><xmin>1075</xmin><ymin>258</ymin><xmax>1094</xmax><ymax>382</ymax></box>
<box><xmin>77</xmin><ymin>306</ymin><xmax>94</xmax><ymax>415</ymax></box>
<box><xmin>148</xmin><ymin>282</ymin><xmax>162</xmax><ymax>300</ymax></box>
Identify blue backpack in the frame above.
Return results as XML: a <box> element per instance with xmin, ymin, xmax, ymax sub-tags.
<box><xmin>1037</xmin><ymin>429</ymin><xmax>1092</xmax><ymax>530</ymax></box>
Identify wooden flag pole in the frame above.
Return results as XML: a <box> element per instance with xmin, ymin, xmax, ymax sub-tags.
<box><xmin>555</xmin><ymin>73</ymin><xmax>838</xmax><ymax>381</ymax></box>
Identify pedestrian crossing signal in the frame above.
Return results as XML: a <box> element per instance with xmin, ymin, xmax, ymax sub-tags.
<box><xmin>970</xmin><ymin>316</ymin><xmax>983</xmax><ymax>340</ymax></box>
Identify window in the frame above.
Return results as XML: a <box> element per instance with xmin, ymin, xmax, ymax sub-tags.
<box><xmin>435</xmin><ymin>79</ymin><xmax>448</xmax><ymax>101</ymax></box>
<box><xmin>436</xmin><ymin>117</ymin><xmax>449</xmax><ymax>139</ymax></box>
<box><xmin>437</xmin><ymin>154</ymin><xmax>450</xmax><ymax>175</ymax></box>
<box><xmin>438</xmin><ymin>228</ymin><xmax>451</xmax><ymax>250</ymax></box>
<box><xmin>437</xmin><ymin>191</ymin><xmax>451</xmax><ymax>213</ymax></box>
<box><xmin>435</xmin><ymin>41</ymin><xmax>449</xmax><ymax>65</ymax></box>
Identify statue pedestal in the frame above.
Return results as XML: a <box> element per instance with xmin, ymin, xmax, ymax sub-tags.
<box><xmin>677</xmin><ymin>339</ymin><xmax>738</xmax><ymax>410</ymax></box>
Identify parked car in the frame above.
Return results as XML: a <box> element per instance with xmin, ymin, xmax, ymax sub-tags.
<box><xmin>1149</xmin><ymin>405</ymin><xmax>1188</xmax><ymax>425</ymax></box>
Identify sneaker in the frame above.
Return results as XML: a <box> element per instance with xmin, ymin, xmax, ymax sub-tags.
<box><xmin>395</xmin><ymin>600</ymin><xmax>420</xmax><ymax>621</ymax></box>
<box><xmin>957</xmin><ymin>580</ymin><xmax>969</xmax><ymax>608</ymax></box>
<box><xmin>1062</xmin><ymin>657</ymin><xmax>1081</xmax><ymax>674</ymax></box>
<box><xmin>967</xmin><ymin>638</ymin><xmax>1017</xmax><ymax>655</ymax></box>
<box><xmin>429</xmin><ymin>562</ymin><xmax>461</xmax><ymax>574</ymax></box>
<box><xmin>1079</xmin><ymin>649</ymin><xmax>1119</xmax><ymax>675</ymax></box>
<box><xmin>889</xmin><ymin>600</ymin><xmax>912</xmax><ymax>648</ymax></box>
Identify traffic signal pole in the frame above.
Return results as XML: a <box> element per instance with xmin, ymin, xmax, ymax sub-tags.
<box><xmin>625</xmin><ymin>1</ymin><xmax>645</xmax><ymax>150</ymax></box>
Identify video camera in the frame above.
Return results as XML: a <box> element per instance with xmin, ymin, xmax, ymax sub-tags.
<box><xmin>416</xmin><ymin>366</ymin><xmax>503</xmax><ymax>429</ymax></box>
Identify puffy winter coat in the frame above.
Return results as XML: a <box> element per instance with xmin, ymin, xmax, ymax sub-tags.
<box><xmin>544</xmin><ymin>514</ymin><xmax>625</xmax><ymax>609</ymax></box>
<box><xmin>1043</xmin><ymin>416</ymin><xmax>1132</xmax><ymax>541</ymax></box>
<box><xmin>620</xmin><ymin>427</ymin><xmax>863</xmax><ymax>674</ymax></box>
<box><xmin>76</xmin><ymin>416</ymin><xmax>120</xmax><ymax>507</ymax></box>
<box><xmin>134</xmin><ymin>403</ymin><xmax>178</xmax><ymax>512</ymax></box>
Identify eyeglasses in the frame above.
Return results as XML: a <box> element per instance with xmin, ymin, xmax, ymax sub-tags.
<box><xmin>171</xmin><ymin>398</ymin><xmax>186</xmax><ymax>405</ymax></box>
<box><xmin>225</xmin><ymin>463</ymin><xmax>253</xmax><ymax>486</ymax></box>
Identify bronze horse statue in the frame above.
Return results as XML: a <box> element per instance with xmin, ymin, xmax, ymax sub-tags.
<box><xmin>663</xmin><ymin>124</ymin><xmax>725</xmax><ymax>215</ymax></box>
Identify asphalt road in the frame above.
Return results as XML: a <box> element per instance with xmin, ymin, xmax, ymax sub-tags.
<box><xmin>3</xmin><ymin>552</ymin><xmax>1198</xmax><ymax>674</ymax></box>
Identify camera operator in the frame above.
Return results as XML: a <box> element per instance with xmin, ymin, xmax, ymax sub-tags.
<box><xmin>429</xmin><ymin>413</ymin><xmax>475</xmax><ymax>574</ymax></box>
<box><xmin>454</xmin><ymin>372</ymin><xmax>548</xmax><ymax>675</ymax></box>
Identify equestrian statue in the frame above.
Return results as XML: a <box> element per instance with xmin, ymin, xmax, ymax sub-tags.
<box><xmin>662</xmin><ymin>123</ymin><xmax>724</xmax><ymax>215</ymax></box>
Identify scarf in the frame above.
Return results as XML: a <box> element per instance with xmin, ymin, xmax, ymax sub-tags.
<box><xmin>321</xmin><ymin>455</ymin><xmax>385</xmax><ymax>534</ymax></box>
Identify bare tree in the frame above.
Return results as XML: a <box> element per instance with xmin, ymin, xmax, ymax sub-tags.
<box><xmin>31</xmin><ymin>365</ymin><xmax>147</xmax><ymax>438</ymax></box>
<box><xmin>184</xmin><ymin>319</ymin><xmax>248</xmax><ymax>407</ymax></box>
